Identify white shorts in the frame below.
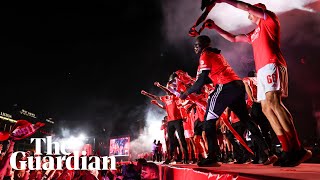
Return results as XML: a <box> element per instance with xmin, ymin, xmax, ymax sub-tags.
<box><xmin>257</xmin><ymin>63</ymin><xmax>288</xmax><ymax>102</ymax></box>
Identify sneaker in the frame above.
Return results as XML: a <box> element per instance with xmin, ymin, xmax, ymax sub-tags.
<box><xmin>163</xmin><ymin>158</ymin><xmax>172</xmax><ymax>164</ymax></box>
<box><xmin>252</xmin><ymin>159</ymin><xmax>259</xmax><ymax>164</ymax></box>
<box><xmin>175</xmin><ymin>160</ymin><xmax>183</xmax><ymax>164</ymax></box>
<box><xmin>263</xmin><ymin>154</ymin><xmax>278</xmax><ymax>165</ymax></box>
<box><xmin>227</xmin><ymin>157</ymin><xmax>234</xmax><ymax>163</ymax></box>
<box><xmin>183</xmin><ymin>159</ymin><xmax>190</xmax><ymax>164</ymax></box>
<box><xmin>198</xmin><ymin>154</ymin><xmax>204</xmax><ymax>162</ymax></box>
<box><xmin>284</xmin><ymin>148</ymin><xmax>312</xmax><ymax>167</ymax></box>
<box><xmin>244</xmin><ymin>158</ymin><xmax>253</xmax><ymax>164</ymax></box>
<box><xmin>234</xmin><ymin>157</ymin><xmax>250</xmax><ymax>164</ymax></box>
<box><xmin>197</xmin><ymin>158</ymin><xmax>221</xmax><ymax>167</ymax></box>
<box><xmin>191</xmin><ymin>158</ymin><xmax>198</xmax><ymax>164</ymax></box>
<box><xmin>273</xmin><ymin>151</ymin><xmax>290</xmax><ymax>167</ymax></box>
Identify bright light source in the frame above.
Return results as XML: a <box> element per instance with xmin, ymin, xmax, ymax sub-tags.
<box><xmin>60</xmin><ymin>136</ymin><xmax>84</xmax><ymax>152</ymax></box>
<box><xmin>78</xmin><ymin>133</ymin><xmax>86</xmax><ymax>140</ymax></box>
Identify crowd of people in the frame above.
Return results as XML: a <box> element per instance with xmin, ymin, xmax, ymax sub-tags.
<box><xmin>141</xmin><ymin>0</ymin><xmax>312</xmax><ymax>167</ymax></box>
<box><xmin>0</xmin><ymin>139</ymin><xmax>159</xmax><ymax>180</ymax></box>
<box><xmin>151</xmin><ymin>140</ymin><xmax>163</xmax><ymax>162</ymax></box>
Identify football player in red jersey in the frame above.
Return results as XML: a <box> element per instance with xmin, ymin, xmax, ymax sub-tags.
<box><xmin>180</xmin><ymin>35</ymin><xmax>275</xmax><ymax>167</ymax></box>
<box><xmin>203</xmin><ymin>0</ymin><xmax>312</xmax><ymax>166</ymax></box>
<box><xmin>141</xmin><ymin>89</ymin><xmax>189</xmax><ymax>164</ymax></box>
<box><xmin>178</xmin><ymin>100</ymin><xmax>197</xmax><ymax>163</ymax></box>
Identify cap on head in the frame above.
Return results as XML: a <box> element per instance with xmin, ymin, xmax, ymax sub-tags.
<box><xmin>254</xmin><ymin>3</ymin><xmax>266</xmax><ymax>10</ymax></box>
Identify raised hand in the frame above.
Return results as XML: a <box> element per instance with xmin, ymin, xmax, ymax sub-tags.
<box><xmin>188</xmin><ymin>26</ymin><xmax>200</xmax><ymax>37</ymax></box>
<box><xmin>141</xmin><ymin>90</ymin><xmax>147</xmax><ymax>95</ymax></box>
<box><xmin>154</xmin><ymin>82</ymin><xmax>160</xmax><ymax>87</ymax></box>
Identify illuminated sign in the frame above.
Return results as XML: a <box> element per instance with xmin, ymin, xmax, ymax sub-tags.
<box><xmin>46</xmin><ymin>119</ymin><xmax>54</xmax><ymax>124</ymax></box>
<box><xmin>0</xmin><ymin>112</ymin><xmax>16</xmax><ymax>123</ymax></box>
<box><xmin>20</xmin><ymin>109</ymin><xmax>37</xmax><ymax>118</ymax></box>
<box><xmin>0</xmin><ymin>112</ymin><xmax>12</xmax><ymax>119</ymax></box>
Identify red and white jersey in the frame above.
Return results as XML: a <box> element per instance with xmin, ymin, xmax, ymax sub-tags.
<box><xmin>179</xmin><ymin>100</ymin><xmax>194</xmax><ymax>131</ymax></box>
<box><xmin>178</xmin><ymin>100</ymin><xmax>189</xmax><ymax>118</ymax></box>
<box><xmin>198</xmin><ymin>48</ymin><xmax>240</xmax><ymax>85</ymax></box>
<box><xmin>195</xmin><ymin>105</ymin><xmax>206</xmax><ymax>122</ymax></box>
<box><xmin>179</xmin><ymin>100</ymin><xmax>189</xmax><ymax>119</ymax></box>
<box><xmin>247</xmin><ymin>11</ymin><xmax>287</xmax><ymax>72</ymax></box>
<box><xmin>187</xmin><ymin>93</ymin><xmax>207</xmax><ymax>110</ymax></box>
<box><xmin>160</xmin><ymin>95</ymin><xmax>182</xmax><ymax>121</ymax></box>
<box><xmin>175</xmin><ymin>70</ymin><xmax>195</xmax><ymax>86</ymax></box>
<box><xmin>183</xmin><ymin>113</ymin><xmax>193</xmax><ymax>131</ymax></box>
<box><xmin>188</xmin><ymin>108</ymin><xmax>196</xmax><ymax>131</ymax></box>
<box><xmin>243</xmin><ymin>77</ymin><xmax>257</xmax><ymax>107</ymax></box>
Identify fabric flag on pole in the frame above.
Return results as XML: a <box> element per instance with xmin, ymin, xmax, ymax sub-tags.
<box><xmin>0</xmin><ymin>120</ymin><xmax>45</xmax><ymax>141</ymax></box>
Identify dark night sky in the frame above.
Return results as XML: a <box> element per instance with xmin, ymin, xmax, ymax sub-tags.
<box><xmin>1</xmin><ymin>1</ymin><xmax>319</xmax><ymax>140</ymax></box>
<box><xmin>0</xmin><ymin>0</ymin><xmax>187</xmax><ymax>138</ymax></box>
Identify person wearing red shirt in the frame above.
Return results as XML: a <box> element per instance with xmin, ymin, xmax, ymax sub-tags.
<box><xmin>160</xmin><ymin>116</ymin><xmax>170</xmax><ymax>155</ymax></box>
<box><xmin>179</xmin><ymin>100</ymin><xmax>197</xmax><ymax>162</ymax></box>
<box><xmin>180</xmin><ymin>35</ymin><xmax>275</xmax><ymax>167</ymax></box>
<box><xmin>203</xmin><ymin>0</ymin><xmax>312</xmax><ymax>167</ymax></box>
<box><xmin>141</xmin><ymin>89</ymin><xmax>189</xmax><ymax>164</ymax></box>
<box><xmin>168</xmin><ymin>71</ymin><xmax>210</xmax><ymax>162</ymax></box>
<box><xmin>192</xmin><ymin>100</ymin><xmax>209</xmax><ymax>161</ymax></box>
<box><xmin>160</xmin><ymin>117</ymin><xmax>183</xmax><ymax>163</ymax></box>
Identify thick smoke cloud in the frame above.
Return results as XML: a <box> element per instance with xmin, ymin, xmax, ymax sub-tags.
<box><xmin>130</xmin><ymin>102</ymin><xmax>167</xmax><ymax>158</ymax></box>
<box><xmin>161</xmin><ymin>0</ymin><xmax>319</xmax><ymax>77</ymax></box>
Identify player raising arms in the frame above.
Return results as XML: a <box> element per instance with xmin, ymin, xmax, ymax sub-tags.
<box><xmin>202</xmin><ymin>0</ymin><xmax>312</xmax><ymax>166</ymax></box>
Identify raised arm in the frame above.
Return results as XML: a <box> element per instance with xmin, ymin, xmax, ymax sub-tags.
<box><xmin>151</xmin><ymin>100</ymin><xmax>165</xmax><ymax>109</ymax></box>
<box><xmin>180</xmin><ymin>70</ymin><xmax>210</xmax><ymax>99</ymax></box>
<box><xmin>154</xmin><ymin>82</ymin><xmax>172</xmax><ymax>95</ymax></box>
<box><xmin>203</xmin><ymin>19</ymin><xmax>249</xmax><ymax>43</ymax></box>
<box><xmin>154</xmin><ymin>82</ymin><xmax>181</xmax><ymax>97</ymax></box>
<box><xmin>141</xmin><ymin>90</ymin><xmax>160</xmax><ymax>100</ymax></box>
<box><xmin>220</xmin><ymin>0</ymin><xmax>265</xmax><ymax>19</ymax></box>
<box><xmin>0</xmin><ymin>140</ymin><xmax>15</xmax><ymax>176</ymax></box>
<box><xmin>193</xmin><ymin>1</ymin><xmax>216</xmax><ymax>27</ymax></box>
<box><xmin>189</xmin><ymin>0</ymin><xmax>216</xmax><ymax>37</ymax></box>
